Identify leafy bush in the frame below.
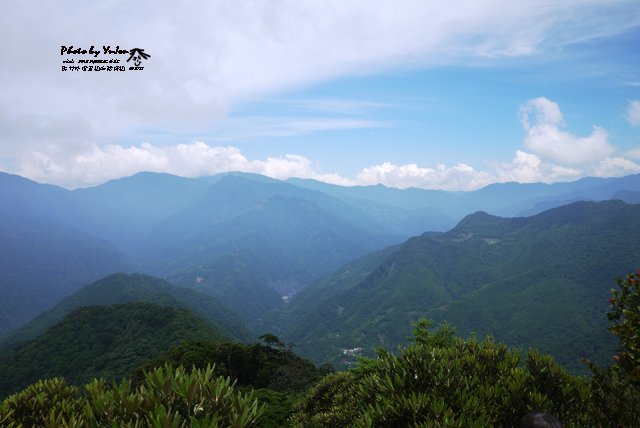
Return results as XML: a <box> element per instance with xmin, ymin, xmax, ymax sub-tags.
<box><xmin>0</xmin><ymin>364</ymin><xmax>266</xmax><ymax>428</ymax></box>
<box><xmin>607</xmin><ymin>270</ymin><xmax>640</xmax><ymax>388</ymax></box>
<box><xmin>291</xmin><ymin>334</ymin><xmax>596</xmax><ymax>427</ymax></box>
<box><xmin>291</xmin><ymin>310</ymin><xmax>640</xmax><ymax>427</ymax></box>
<box><xmin>0</xmin><ymin>378</ymin><xmax>85</xmax><ymax>428</ymax></box>
<box><xmin>131</xmin><ymin>340</ymin><xmax>320</xmax><ymax>394</ymax></box>
<box><xmin>581</xmin><ymin>269</ymin><xmax>640</xmax><ymax>427</ymax></box>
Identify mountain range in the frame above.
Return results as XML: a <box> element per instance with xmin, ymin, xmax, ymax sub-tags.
<box><xmin>1</xmin><ymin>170</ymin><xmax>639</xmax><ymax>377</ymax></box>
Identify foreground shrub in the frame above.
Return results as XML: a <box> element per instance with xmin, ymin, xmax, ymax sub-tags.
<box><xmin>0</xmin><ymin>364</ymin><xmax>266</xmax><ymax>428</ymax></box>
<box><xmin>291</xmin><ymin>336</ymin><xmax>594</xmax><ymax>427</ymax></box>
<box><xmin>606</xmin><ymin>270</ymin><xmax>640</xmax><ymax>389</ymax></box>
<box><xmin>291</xmin><ymin>328</ymin><xmax>638</xmax><ymax>427</ymax></box>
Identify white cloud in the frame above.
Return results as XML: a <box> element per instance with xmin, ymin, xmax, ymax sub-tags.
<box><xmin>16</xmin><ymin>140</ymin><xmax>640</xmax><ymax>191</ymax></box>
<box><xmin>591</xmin><ymin>157</ymin><xmax>640</xmax><ymax>177</ymax></box>
<box><xmin>519</xmin><ymin>97</ymin><xmax>615</xmax><ymax>164</ymax></box>
<box><xmin>625</xmin><ymin>147</ymin><xmax>640</xmax><ymax>159</ymax></box>
<box><xmin>491</xmin><ymin>150</ymin><xmax>582</xmax><ymax>184</ymax></box>
<box><xmin>626</xmin><ymin>100</ymin><xmax>640</xmax><ymax>127</ymax></box>
<box><xmin>18</xmin><ymin>141</ymin><xmax>352</xmax><ymax>188</ymax></box>
<box><xmin>19</xmin><ymin>139</ymin><xmax>500</xmax><ymax>191</ymax></box>
<box><xmin>354</xmin><ymin>162</ymin><xmax>496</xmax><ymax>191</ymax></box>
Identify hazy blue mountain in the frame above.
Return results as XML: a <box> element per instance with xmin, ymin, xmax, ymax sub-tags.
<box><xmin>0</xmin><ymin>214</ymin><xmax>134</xmax><ymax>336</ymax></box>
<box><xmin>153</xmin><ymin>193</ymin><xmax>405</xmax><ymax>321</ymax></box>
<box><xmin>275</xmin><ymin>200</ymin><xmax>638</xmax><ymax>376</ymax></box>
<box><xmin>458</xmin><ymin>177</ymin><xmax>615</xmax><ymax>213</ymax></box>
<box><xmin>72</xmin><ymin>172</ymin><xmax>211</xmax><ymax>253</ymax></box>
<box><xmin>0</xmin><ymin>172</ymin><xmax>141</xmax><ymax>254</ymax></box>
<box><xmin>493</xmin><ymin>174</ymin><xmax>640</xmax><ymax>217</ymax></box>
<box><xmin>199</xmin><ymin>171</ymin><xmax>284</xmax><ymax>185</ymax></box>
<box><xmin>5</xmin><ymin>169</ymin><xmax>640</xmax><ymax>371</ymax></box>
<box><xmin>514</xmin><ymin>196</ymin><xmax>594</xmax><ymax>217</ymax></box>
<box><xmin>612</xmin><ymin>189</ymin><xmax>640</xmax><ymax>204</ymax></box>
<box><xmin>135</xmin><ymin>175</ymin><xmax>398</xmax><ymax>250</ymax></box>
<box><xmin>288</xmin><ymin>173</ymin><xmax>640</xmax><ymax>228</ymax></box>
<box><xmin>286</xmin><ymin>177</ymin><xmax>471</xmax><ymax>217</ymax></box>
<box><xmin>129</xmin><ymin>176</ymin><xmax>406</xmax><ymax>321</ymax></box>
<box><xmin>0</xmin><ymin>273</ymin><xmax>252</xmax><ymax>354</ymax></box>
<box><xmin>304</xmin><ymin>192</ymin><xmax>458</xmax><ymax>236</ymax></box>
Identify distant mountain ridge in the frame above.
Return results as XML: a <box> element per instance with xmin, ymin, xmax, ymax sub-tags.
<box><xmin>612</xmin><ymin>189</ymin><xmax>640</xmax><ymax>204</ymax></box>
<box><xmin>72</xmin><ymin>172</ymin><xmax>212</xmax><ymax>247</ymax></box>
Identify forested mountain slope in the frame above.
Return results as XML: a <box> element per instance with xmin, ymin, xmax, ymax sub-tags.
<box><xmin>0</xmin><ymin>302</ymin><xmax>225</xmax><ymax>400</ymax></box>
<box><xmin>0</xmin><ymin>273</ymin><xmax>252</xmax><ymax>354</ymax></box>
<box><xmin>276</xmin><ymin>200</ymin><xmax>638</xmax><ymax>375</ymax></box>
<box><xmin>254</xmin><ymin>243</ymin><xmax>403</xmax><ymax>335</ymax></box>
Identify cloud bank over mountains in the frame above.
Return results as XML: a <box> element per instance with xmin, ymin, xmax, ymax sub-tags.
<box><xmin>14</xmin><ymin>98</ymin><xmax>640</xmax><ymax>191</ymax></box>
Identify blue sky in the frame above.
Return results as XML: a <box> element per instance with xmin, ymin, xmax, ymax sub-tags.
<box><xmin>1</xmin><ymin>0</ymin><xmax>639</xmax><ymax>190</ymax></box>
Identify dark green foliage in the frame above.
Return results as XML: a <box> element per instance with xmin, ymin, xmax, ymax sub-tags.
<box><xmin>131</xmin><ymin>340</ymin><xmax>322</xmax><ymax>427</ymax></box>
<box><xmin>318</xmin><ymin>363</ymin><xmax>335</xmax><ymax>376</ymax></box>
<box><xmin>0</xmin><ymin>273</ymin><xmax>252</xmax><ymax>354</ymax></box>
<box><xmin>542</xmin><ymin>326</ymin><xmax>618</xmax><ymax>376</ymax></box>
<box><xmin>131</xmin><ymin>340</ymin><xmax>319</xmax><ymax>395</ymax></box>
<box><xmin>582</xmin><ymin>360</ymin><xmax>640</xmax><ymax>427</ymax></box>
<box><xmin>0</xmin><ymin>378</ymin><xmax>85</xmax><ymax>428</ymax></box>
<box><xmin>407</xmin><ymin>319</ymin><xmax>456</xmax><ymax>348</ymax></box>
<box><xmin>0</xmin><ymin>302</ymin><xmax>225</xmax><ymax>400</ymax></box>
<box><xmin>0</xmin><ymin>364</ymin><xmax>266</xmax><ymax>428</ymax></box>
<box><xmin>291</xmin><ymin>325</ymin><xmax>639</xmax><ymax>427</ymax></box>
<box><xmin>259</xmin><ymin>334</ymin><xmax>281</xmax><ymax>347</ymax></box>
<box><xmin>251</xmin><ymin>389</ymin><xmax>299</xmax><ymax>428</ymax></box>
<box><xmin>606</xmin><ymin>270</ymin><xmax>640</xmax><ymax>388</ymax></box>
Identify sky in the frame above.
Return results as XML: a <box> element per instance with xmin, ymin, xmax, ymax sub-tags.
<box><xmin>1</xmin><ymin>0</ymin><xmax>640</xmax><ymax>191</ymax></box>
